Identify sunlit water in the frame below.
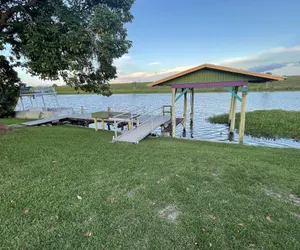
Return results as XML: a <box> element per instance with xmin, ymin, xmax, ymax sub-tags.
<box><xmin>16</xmin><ymin>91</ymin><xmax>300</xmax><ymax>148</ymax></box>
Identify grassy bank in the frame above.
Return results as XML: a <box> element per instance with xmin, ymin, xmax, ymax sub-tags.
<box><xmin>55</xmin><ymin>75</ymin><xmax>300</xmax><ymax>94</ymax></box>
<box><xmin>1</xmin><ymin>123</ymin><xmax>300</xmax><ymax>249</ymax></box>
<box><xmin>208</xmin><ymin>110</ymin><xmax>300</xmax><ymax>141</ymax></box>
<box><xmin>0</xmin><ymin>118</ymin><xmax>31</xmax><ymax>125</ymax></box>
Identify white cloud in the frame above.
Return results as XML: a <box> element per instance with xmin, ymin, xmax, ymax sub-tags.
<box><xmin>11</xmin><ymin>45</ymin><xmax>300</xmax><ymax>85</ymax></box>
<box><xmin>114</xmin><ymin>54</ymin><xmax>133</xmax><ymax>67</ymax></box>
<box><xmin>112</xmin><ymin>65</ymin><xmax>197</xmax><ymax>83</ymax></box>
<box><xmin>113</xmin><ymin>45</ymin><xmax>300</xmax><ymax>83</ymax></box>
<box><xmin>148</xmin><ymin>62</ymin><xmax>161</xmax><ymax>65</ymax></box>
<box><xmin>220</xmin><ymin>46</ymin><xmax>300</xmax><ymax>73</ymax></box>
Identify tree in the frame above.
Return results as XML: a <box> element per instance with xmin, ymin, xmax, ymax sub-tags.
<box><xmin>266</xmin><ymin>72</ymin><xmax>272</xmax><ymax>75</ymax></box>
<box><xmin>0</xmin><ymin>55</ymin><xmax>23</xmax><ymax>117</ymax></box>
<box><xmin>0</xmin><ymin>0</ymin><xmax>134</xmax><ymax>96</ymax></box>
<box><xmin>52</xmin><ymin>83</ymin><xmax>58</xmax><ymax>89</ymax></box>
<box><xmin>132</xmin><ymin>81</ymin><xmax>137</xmax><ymax>92</ymax></box>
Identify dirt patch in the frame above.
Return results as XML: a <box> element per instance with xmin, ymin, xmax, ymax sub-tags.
<box><xmin>289</xmin><ymin>194</ymin><xmax>300</xmax><ymax>206</ymax></box>
<box><xmin>264</xmin><ymin>189</ymin><xmax>282</xmax><ymax>199</ymax></box>
<box><xmin>291</xmin><ymin>213</ymin><xmax>300</xmax><ymax>219</ymax></box>
<box><xmin>159</xmin><ymin>205</ymin><xmax>182</xmax><ymax>223</ymax></box>
<box><xmin>0</xmin><ymin>123</ymin><xmax>11</xmax><ymax>134</ymax></box>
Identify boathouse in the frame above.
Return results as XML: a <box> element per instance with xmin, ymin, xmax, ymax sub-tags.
<box><xmin>148</xmin><ymin>64</ymin><xmax>284</xmax><ymax>143</ymax></box>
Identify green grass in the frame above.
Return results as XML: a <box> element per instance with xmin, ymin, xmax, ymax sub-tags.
<box><xmin>208</xmin><ymin>110</ymin><xmax>300</xmax><ymax>141</ymax></box>
<box><xmin>0</xmin><ymin>118</ymin><xmax>31</xmax><ymax>125</ymax></box>
<box><xmin>1</xmin><ymin>124</ymin><xmax>300</xmax><ymax>249</ymax></box>
<box><xmin>55</xmin><ymin>75</ymin><xmax>300</xmax><ymax>94</ymax></box>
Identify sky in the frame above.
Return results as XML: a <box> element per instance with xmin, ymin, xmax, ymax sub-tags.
<box><xmin>6</xmin><ymin>0</ymin><xmax>300</xmax><ymax>85</ymax></box>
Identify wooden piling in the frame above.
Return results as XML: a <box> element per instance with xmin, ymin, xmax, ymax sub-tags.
<box><xmin>94</xmin><ymin>118</ymin><xmax>98</xmax><ymax>132</ymax></box>
<box><xmin>102</xmin><ymin>119</ymin><xmax>105</xmax><ymax>131</ymax></box>
<box><xmin>171</xmin><ymin>88</ymin><xmax>176</xmax><ymax>137</ymax></box>
<box><xmin>230</xmin><ymin>87</ymin><xmax>238</xmax><ymax>134</ymax></box>
<box><xmin>183</xmin><ymin>90</ymin><xmax>187</xmax><ymax>130</ymax></box>
<box><xmin>228</xmin><ymin>89</ymin><xmax>235</xmax><ymax>124</ymax></box>
<box><xmin>239</xmin><ymin>86</ymin><xmax>248</xmax><ymax>144</ymax></box>
<box><xmin>190</xmin><ymin>88</ymin><xmax>194</xmax><ymax>126</ymax></box>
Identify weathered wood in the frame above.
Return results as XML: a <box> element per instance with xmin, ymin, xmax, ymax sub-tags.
<box><xmin>239</xmin><ymin>86</ymin><xmax>248</xmax><ymax>144</ymax></box>
<box><xmin>190</xmin><ymin>88</ymin><xmax>194</xmax><ymax>126</ymax></box>
<box><xmin>94</xmin><ymin>118</ymin><xmax>98</xmax><ymax>132</ymax></box>
<box><xmin>113</xmin><ymin>115</ymin><xmax>171</xmax><ymax>143</ymax></box>
<box><xmin>162</xmin><ymin>118</ymin><xmax>184</xmax><ymax>134</ymax></box>
<box><xmin>171</xmin><ymin>88</ymin><xmax>176</xmax><ymax>137</ymax></box>
<box><xmin>183</xmin><ymin>90</ymin><xmax>187</xmax><ymax>130</ymax></box>
<box><xmin>102</xmin><ymin>119</ymin><xmax>105</xmax><ymax>131</ymax></box>
<box><xmin>228</xmin><ymin>88</ymin><xmax>235</xmax><ymax>124</ymax></box>
<box><xmin>230</xmin><ymin>86</ymin><xmax>238</xmax><ymax>133</ymax></box>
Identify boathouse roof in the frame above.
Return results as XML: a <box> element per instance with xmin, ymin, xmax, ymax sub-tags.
<box><xmin>148</xmin><ymin>64</ymin><xmax>285</xmax><ymax>87</ymax></box>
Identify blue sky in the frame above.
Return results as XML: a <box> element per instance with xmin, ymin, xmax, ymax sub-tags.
<box><xmin>5</xmin><ymin>0</ymin><xmax>300</xmax><ymax>85</ymax></box>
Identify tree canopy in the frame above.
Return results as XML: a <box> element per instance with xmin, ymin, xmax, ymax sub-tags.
<box><xmin>0</xmin><ymin>0</ymin><xmax>134</xmax><ymax>95</ymax></box>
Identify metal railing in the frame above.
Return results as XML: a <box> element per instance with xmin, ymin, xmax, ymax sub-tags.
<box><xmin>112</xmin><ymin>107</ymin><xmax>145</xmax><ymax>139</ymax></box>
<box><xmin>112</xmin><ymin>105</ymin><xmax>172</xmax><ymax>143</ymax></box>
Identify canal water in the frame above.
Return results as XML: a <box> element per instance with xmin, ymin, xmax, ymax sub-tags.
<box><xmin>16</xmin><ymin>91</ymin><xmax>300</xmax><ymax>148</ymax></box>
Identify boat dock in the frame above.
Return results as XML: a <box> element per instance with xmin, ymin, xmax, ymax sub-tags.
<box><xmin>19</xmin><ymin>106</ymin><xmax>183</xmax><ymax>144</ymax></box>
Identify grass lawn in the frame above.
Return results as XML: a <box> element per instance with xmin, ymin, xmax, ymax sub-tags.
<box><xmin>1</xmin><ymin>124</ymin><xmax>300</xmax><ymax>249</ymax></box>
<box><xmin>55</xmin><ymin>76</ymin><xmax>300</xmax><ymax>95</ymax></box>
<box><xmin>208</xmin><ymin>110</ymin><xmax>300</xmax><ymax>141</ymax></box>
<box><xmin>0</xmin><ymin>118</ymin><xmax>32</xmax><ymax>125</ymax></box>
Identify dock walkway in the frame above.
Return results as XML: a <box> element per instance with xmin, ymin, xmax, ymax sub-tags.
<box><xmin>113</xmin><ymin>115</ymin><xmax>171</xmax><ymax>143</ymax></box>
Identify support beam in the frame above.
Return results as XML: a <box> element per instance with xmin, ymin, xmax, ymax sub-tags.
<box><xmin>94</xmin><ymin>118</ymin><xmax>98</xmax><ymax>132</ymax></box>
<box><xmin>183</xmin><ymin>89</ymin><xmax>187</xmax><ymax>131</ymax></box>
<box><xmin>171</xmin><ymin>88</ymin><xmax>176</xmax><ymax>137</ymax></box>
<box><xmin>175</xmin><ymin>88</ymin><xmax>188</xmax><ymax>102</ymax></box>
<box><xmin>239</xmin><ymin>86</ymin><xmax>248</xmax><ymax>144</ymax></box>
<box><xmin>190</xmin><ymin>88</ymin><xmax>194</xmax><ymax>126</ymax></box>
<box><xmin>230</xmin><ymin>87</ymin><xmax>238</xmax><ymax>134</ymax></box>
<box><xmin>228</xmin><ymin>91</ymin><xmax>234</xmax><ymax>124</ymax></box>
<box><xmin>128</xmin><ymin>120</ymin><xmax>131</xmax><ymax>130</ymax></box>
<box><xmin>102</xmin><ymin>119</ymin><xmax>105</xmax><ymax>131</ymax></box>
<box><xmin>225</xmin><ymin>86</ymin><xmax>242</xmax><ymax>102</ymax></box>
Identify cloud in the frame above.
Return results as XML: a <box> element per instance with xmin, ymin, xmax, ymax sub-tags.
<box><xmin>10</xmin><ymin>45</ymin><xmax>300</xmax><ymax>85</ymax></box>
<box><xmin>112</xmin><ymin>45</ymin><xmax>300</xmax><ymax>83</ymax></box>
<box><xmin>112</xmin><ymin>65</ymin><xmax>197</xmax><ymax>83</ymax></box>
<box><xmin>248</xmin><ymin>63</ymin><xmax>288</xmax><ymax>73</ymax></box>
<box><xmin>114</xmin><ymin>54</ymin><xmax>133</xmax><ymax>67</ymax></box>
<box><xmin>148</xmin><ymin>62</ymin><xmax>161</xmax><ymax>65</ymax></box>
<box><xmin>220</xmin><ymin>46</ymin><xmax>300</xmax><ymax>75</ymax></box>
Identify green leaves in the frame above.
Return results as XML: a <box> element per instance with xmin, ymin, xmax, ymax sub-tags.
<box><xmin>0</xmin><ymin>56</ymin><xmax>22</xmax><ymax>118</ymax></box>
<box><xmin>1</xmin><ymin>0</ymin><xmax>134</xmax><ymax>95</ymax></box>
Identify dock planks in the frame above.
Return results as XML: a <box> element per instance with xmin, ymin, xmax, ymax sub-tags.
<box><xmin>113</xmin><ymin>115</ymin><xmax>171</xmax><ymax>143</ymax></box>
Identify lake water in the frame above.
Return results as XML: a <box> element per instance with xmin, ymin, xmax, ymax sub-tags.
<box><xmin>16</xmin><ymin>91</ymin><xmax>300</xmax><ymax>148</ymax></box>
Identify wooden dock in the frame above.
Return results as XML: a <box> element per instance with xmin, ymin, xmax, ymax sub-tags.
<box><xmin>113</xmin><ymin>115</ymin><xmax>172</xmax><ymax>143</ymax></box>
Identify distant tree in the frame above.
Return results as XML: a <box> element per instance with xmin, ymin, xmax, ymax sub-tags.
<box><xmin>266</xmin><ymin>72</ymin><xmax>272</xmax><ymax>75</ymax></box>
<box><xmin>132</xmin><ymin>81</ymin><xmax>137</xmax><ymax>92</ymax></box>
<box><xmin>52</xmin><ymin>83</ymin><xmax>58</xmax><ymax>89</ymax></box>
<box><xmin>0</xmin><ymin>56</ymin><xmax>23</xmax><ymax>117</ymax></box>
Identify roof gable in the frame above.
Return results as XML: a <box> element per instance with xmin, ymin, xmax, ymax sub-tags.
<box><xmin>148</xmin><ymin>64</ymin><xmax>285</xmax><ymax>87</ymax></box>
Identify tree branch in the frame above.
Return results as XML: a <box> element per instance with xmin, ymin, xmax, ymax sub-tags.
<box><xmin>0</xmin><ymin>0</ymin><xmax>40</xmax><ymax>32</ymax></box>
